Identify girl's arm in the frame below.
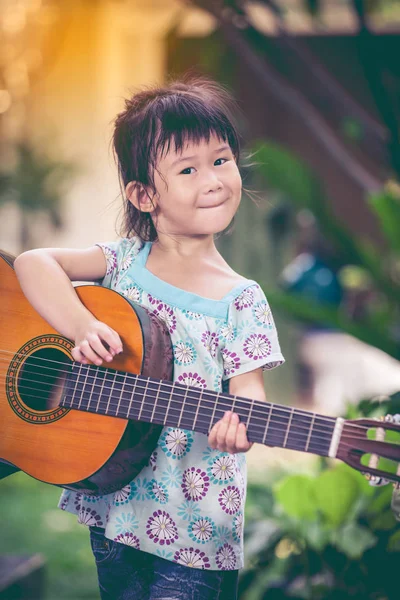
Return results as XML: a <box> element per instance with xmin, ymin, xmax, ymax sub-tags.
<box><xmin>14</xmin><ymin>247</ymin><xmax>123</xmax><ymax>364</ymax></box>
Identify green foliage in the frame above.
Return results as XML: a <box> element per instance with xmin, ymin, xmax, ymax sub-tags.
<box><xmin>0</xmin><ymin>142</ymin><xmax>77</xmax><ymax>250</ymax></box>
<box><xmin>0</xmin><ymin>473</ymin><xmax>99</xmax><ymax>599</ymax></box>
<box><xmin>250</xmin><ymin>139</ymin><xmax>400</xmax><ymax>360</ymax></box>
<box><xmin>240</xmin><ymin>396</ymin><xmax>400</xmax><ymax>599</ymax></box>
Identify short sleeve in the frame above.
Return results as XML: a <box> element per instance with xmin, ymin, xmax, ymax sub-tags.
<box><xmin>95</xmin><ymin>237</ymin><xmax>143</xmax><ymax>288</ymax></box>
<box><xmin>221</xmin><ymin>283</ymin><xmax>285</xmax><ymax>381</ymax></box>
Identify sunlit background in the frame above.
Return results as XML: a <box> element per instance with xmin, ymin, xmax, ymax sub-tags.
<box><xmin>1</xmin><ymin>1</ymin><xmax>400</xmax><ymax>599</ymax></box>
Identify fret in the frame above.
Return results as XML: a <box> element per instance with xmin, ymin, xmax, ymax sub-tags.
<box><xmin>245</xmin><ymin>397</ymin><xmax>254</xmax><ymax>429</ymax></box>
<box><xmin>305</xmin><ymin>413</ymin><xmax>315</xmax><ymax>453</ymax></box>
<box><xmin>119</xmin><ymin>372</ymin><xmax>129</xmax><ymax>418</ymax></box>
<box><xmin>95</xmin><ymin>367</ymin><xmax>107</xmax><ymax>414</ymax></box>
<box><xmin>126</xmin><ymin>375</ymin><xmax>138</xmax><ymax>420</ymax></box>
<box><xmin>262</xmin><ymin>404</ymin><xmax>273</xmax><ymax>445</ymax></box>
<box><xmin>70</xmin><ymin>363</ymin><xmax>83</xmax><ymax>409</ymax></box>
<box><xmin>150</xmin><ymin>380</ymin><xmax>162</xmax><ymax>424</ymax></box>
<box><xmin>263</xmin><ymin>405</ymin><xmax>290</xmax><ymax>448</ymax></box>
<box><xmin>308</xmin><ymin>415</ymin><xmax>335</xmax><ymax>456</ymax></box>
<box><xmin>209</xmin><ymin>392</ymin><xmax>219</xmax><ymax>429</ymax></box>
<box><xmin>113</xmin><ymin>371</ymin><xmax>125</xmax><ymax>417</ymax></box>
<box><xmin>77</xmin><ymin>363</ymin><xmax>90</xmax><ymax>410</ymax></box>
<box><xmin>84</xmin><ymin>367</ymin><xmax>99</xmax><ymax>407</ymax></box>
<box><xmin>177</xmin><ymin>387</ymin><xmax>186</xmax><ymax>429</ymax></box>
<box><xmin>164</xmin><ymin>381</ymin><xmax>174</xmax><ymax>425</ymax></box>
<box><xmin>282</xmin><ymin>407</ymin><xmax>294</xmax><ymax>448</ymax></box>
<box><xmin>103</xmin><ymin>369</ymin><xmax>117</xmax><ymax>414</ymax></box>
<box><xmin>87</xmin><ymin>366</ymin><xmax>102</xmax><ymax>412</ymax></box>
<box><xmin>191</xmin><ymin>389</ymin><xmax>202</xmax><ymax>431</ymax></box>
<box><xmin>137</xmin><ymin>377</ymin><xmax>150</xmax><ymax>421</ymax></box>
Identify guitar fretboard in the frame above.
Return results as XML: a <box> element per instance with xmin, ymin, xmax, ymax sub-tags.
<box><xmin>62</xmin><ymin>363</ymin><xmax>336</xmax><ymax>457</ymax></box>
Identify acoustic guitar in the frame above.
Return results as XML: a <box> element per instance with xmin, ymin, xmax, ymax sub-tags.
<box><xmin>1</xmin><ymin>249</ymin><xmax>399</xmax><ymax>496</ymax></box>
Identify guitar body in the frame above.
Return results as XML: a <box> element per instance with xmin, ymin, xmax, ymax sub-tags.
<box><xmin>0</xmin><ymin>251</ymin><xmax>173</xmax><ymax>495</ymax></box>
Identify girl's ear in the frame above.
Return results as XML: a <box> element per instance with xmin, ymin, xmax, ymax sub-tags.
<box><xmin>125</xmin><ymin>181</ymin><xmax>157</xmax><ymax>213</ymax></box>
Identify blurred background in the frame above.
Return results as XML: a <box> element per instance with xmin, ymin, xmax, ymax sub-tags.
<box><xmin>1</xmin><ymin>0</ymin><xmax>400</xmax><ymax>598</ymax></box>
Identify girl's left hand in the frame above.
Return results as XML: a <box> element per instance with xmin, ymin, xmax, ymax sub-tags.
<box><xmin>208</xmin><ymin>411</ymin><xmax>253</xmax><ymax>454</ymax></box>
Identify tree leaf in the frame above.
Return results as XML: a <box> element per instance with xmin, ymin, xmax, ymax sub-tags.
<box><xmin>314</xmin><ymin>468</ymin><xmax>360</xmax><ymax>526</ymax></box>
<box><xmin>274</xmin><ymin>474</ymin><xmax>317</xmax><ymax>519</ymax></box>
<box><xmin>333</xmin><ymin>522</ymin><xmax>377</xmax><ymax>558</ymax></box>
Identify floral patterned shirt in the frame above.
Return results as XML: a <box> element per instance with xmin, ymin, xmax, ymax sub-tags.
<box><xmin>59</xmin><ymin>237</ymin><xmax>285</xmax><ymax>570</ymax></box>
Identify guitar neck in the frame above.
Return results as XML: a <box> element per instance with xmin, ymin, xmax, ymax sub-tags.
<box><xmin>61</xmin><ymin>363</ymin><xmax>339</xmax><ymax>459</ymax></box>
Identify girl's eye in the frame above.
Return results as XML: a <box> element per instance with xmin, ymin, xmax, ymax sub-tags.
<box><xmin>180</xmin><ymin>158</ymin><xmax>228</xmax><ymax>175</ymax></box>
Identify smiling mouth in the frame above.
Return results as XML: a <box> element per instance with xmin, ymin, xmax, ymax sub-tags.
<box><xmin>200</xmin><ymin>200</ymin><xmax>226</xmax><ymax>209</ymax></box>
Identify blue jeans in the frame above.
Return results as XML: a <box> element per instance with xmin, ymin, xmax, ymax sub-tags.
<box><xmin>89</xmin><ymin>527</ymin><xmax>239</xmax><ymax>600</ymax></box>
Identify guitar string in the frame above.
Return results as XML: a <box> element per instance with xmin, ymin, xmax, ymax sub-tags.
<box><xmin>0</xmin><ymin>350</ymin><xmax>373</xmax><ymax>436</ymax></box>
<box><xmin>1</xmin><ymin>364</ymin><xmax>398</xmax><ymax>469</ymax></box>
<box><xmin>0</xmin><ymin>349</ymin><xmax>341</xmax><ymax>430</ymax></box>
<box><xmin>3</xmin><ymin>370</ymin><xmax>396</xmax><ymax>469</ymax></box>
<box><xmin>0</xmin><ymin>348</ymin><xmax>385</xmax><ymax>434</ymax></box>
<box><xmin>0</xmin><ymin>372</ymin><xmax>337</xmax><ymax>453</ymax></box>
<box><xmin>2</xmin><ymin>368</ymin><xmax>398</xmax><ymax>482</ymax></box>
<box><xmin>1</xmin><ymin>368</ymin><xmax>398</xmax><ymax>458</ymax></box>
<box><xmin>0</xmin><ymin>350</ymin><xmax>395</xmax><ymax>438</ymax></box>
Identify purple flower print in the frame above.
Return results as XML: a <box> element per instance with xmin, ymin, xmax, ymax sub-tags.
<box><xmin>59</xmin><ymin>494</ymin><xmax>69</xmax><ymax>511</ymax></box>
<box><xmin>177</xmin><ymin>372</ymin><xmax>206</xmax><ymax>388</ymax></box>
<box><xmin>100</xmin><ymin>245</ymin><xmax>117</xmax><ymax>275</ymax></box>
<box><xmin>148</xmin><ymin>294</ymin><xmax>162</xmax><ymax>306</ymax></box>
<box><xmin>216</xmin><ymin>543</ymin><xmax>237</xmax><ymax>570</ymax></box>
<box><xmin>153</xmin><ymin>303</ymin><xmax>177</xmax><ymax>334</ymax></box>
<box><xmin>243</xmin><ymin>333</ymin><xmax>272</xmax><ymax>360</ymax></box>
<box><xmin>181</xmin><ymin>467</ymin><xmax>210</xmax><ymax>501</ymax></box>
<box><xmin>218</xmin><ymin>486</ymin><xmax>241</xmax><ymax>515</ymax></box>
<box><xmin>149</xmin><ymin>450</ymin><xmax>158</xmax><ymax>472</ymax></box>
<box><xmin>234</xmin><ymin>288</ymin><xmax>254</xmax><ymax>311</ymax></box>
<box><xmin>73</xmin><ymin>493</ymin><xmax>83</xmax><ymax>511</ymax></box>
<box><xmin>114</xmin><ymin>533</ymin><xmax>140</xmax><ymax>548</ymax></box>
<box><xmin>173</xmin><ymin>547</ymin><xmax>211</xmax><ymax>569</ymax></box>
<box><xmin>78</xmin><ymin>507</ymin><xmax>104</xmax><ymax>527</ymax></box>
<box><xmin>201</xmin><ymin>331</ymin><xmax>219</xmax><ymax>357</ymax></box>
<box><xmin>222</xmin><ymin>348</ymin><xmax>241</xmax><ymax>377</ymax></box>
<box><xmin>146</xmin><ymin>510</ymin><xmax>178</xmax><ymax>545</ymax></box>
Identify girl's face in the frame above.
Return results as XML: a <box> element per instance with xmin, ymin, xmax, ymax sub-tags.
<box><xmin>148</xmin><ymin>134</ymin><xmax>242</xmax><ymax>238</ymax></box>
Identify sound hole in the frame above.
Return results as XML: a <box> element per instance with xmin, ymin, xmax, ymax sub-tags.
<box><xmin>18</xmin><ymin>348</ymin><xmax>71</xmax><ymax>412</ymax></box>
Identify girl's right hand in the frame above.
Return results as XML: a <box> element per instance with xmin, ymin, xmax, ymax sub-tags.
<box><xmin>71</xmin><ymin>317</ymin><xmax>123</xmax><ymax>366</ymax></box>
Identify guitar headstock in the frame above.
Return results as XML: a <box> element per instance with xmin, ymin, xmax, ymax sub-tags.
<box><xmin>337</xmin><ymin>413</ymin><xmax>400</xmax><ymax>486</ymax></box>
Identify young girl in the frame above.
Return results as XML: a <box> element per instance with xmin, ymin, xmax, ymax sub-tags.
<box><xmin>14</xmin><ymin>75</ymin><xmax>285</xmax><ymax>600</ymax></box>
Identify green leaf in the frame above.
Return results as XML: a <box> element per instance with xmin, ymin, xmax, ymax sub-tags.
<box><xmin>333</xmin><ymin>522</ymin><xmax>377</xmax><ymax>558</ymax></box>
<box><xmin>296</xmin><ymin>519</ymin><xmax>331</xmax><ymax>551</ymax></box>
<box><xmin>369</xmin><ymin>509</ymin><xmax>397</xmax><ymax>530</ymax></box>
<box><xmin>387</xmin><ymin>529</ymin><xmax>400</xmax><ymax>552</ymax></box>
<box><xmin>314</xmin><ymin>468</ymin><xmax>360</xmax><ymax>526</ymax></box>
<box><xmin>273</xmin><ymin>474</ymin><xmax>317</xmax><ymax>519</ymax></box>
<box><xmin>366</xmin><ymin>484</ymin><xmax>395</xmax><ymax>515</ymax></box>
<box><xmin>368</xmin><ymin>190</ymin><xmax>400</xmax><ymax>255</ymax></box>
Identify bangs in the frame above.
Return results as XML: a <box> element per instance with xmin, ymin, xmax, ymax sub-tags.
<box><xmin>150</xmin><ymin>93</ymin><xmax>240</xmax><ymax>164</ymax></box>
